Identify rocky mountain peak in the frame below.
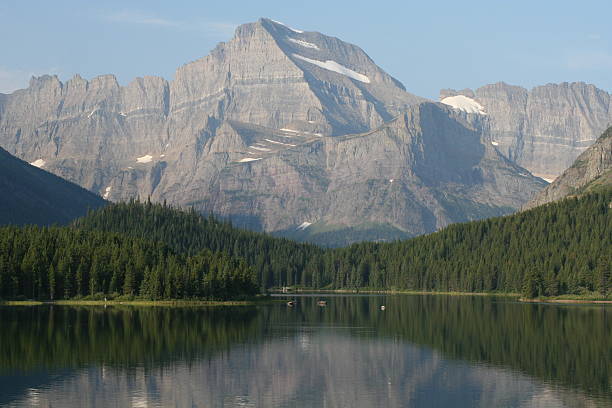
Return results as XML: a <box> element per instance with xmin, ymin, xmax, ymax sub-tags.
<box><xmin>439</xmin><ymin>81</ymin><xmax>612</xmax><ymax>181</ymax></box>
<box><xmin>0</xmin><ymin>19</ymin><xmax>557</xmax><ymax>245</ymax></box>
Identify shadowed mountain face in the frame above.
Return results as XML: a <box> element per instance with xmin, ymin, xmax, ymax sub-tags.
<box><xmin>0</xmin><ymin>147</ymin><xmax>106</xmax><ymax>225</ymax></box>
<box><xmin>524</xmin><ymin>127</ymin><xmax>612</xmax><ymax>209</ymax></box>
<box><xmin>0</xmin><ymin>18</ymin><xmax>545</xmax><ymax>244</ymax></box>
<box><xmin>440</xmin><ymin>82</ymin><xmax>612</xmax><ymax>182</ymax></box>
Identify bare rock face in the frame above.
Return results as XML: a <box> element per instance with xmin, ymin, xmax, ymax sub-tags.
<box><xmin>440</xmin><ymin>82</ymin><xmax>612</xmax><ymax>182</ymax></box>
<box><xmin>0</xmin><ymin>18</ymin><xmax>546</xmax><ymax>244</ymax></box>
<box><xmin>524</xmin><ymin>127</ymin><xmax>612</xmax><ymax>209</ymax></box>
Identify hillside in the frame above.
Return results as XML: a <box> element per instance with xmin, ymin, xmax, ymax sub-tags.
<box><xmin>0</xmin><ymin>147</ymin><xmax>106</xmax><ymax>225</ymax></box>
<box><xmin>525</xmin><ymin>126</ymin><xmax>612</xmax><ymax>209</ymax></box>
<box><xmin>76</xmin><ymin>190</ymin><xmax>611</xmax><ymax>298</ymax></box>
<box><xmin>0</xmin><ymin>224</ymin><xmax>257</xmax><ymax>301</ymax></box>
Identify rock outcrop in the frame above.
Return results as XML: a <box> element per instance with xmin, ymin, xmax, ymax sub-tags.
<box><xmin>441</xmin><ymin>82</ymin><xmax>612</xmax><ymax>181</ymax></box>
<box><xmin>524</xmin><ymin>127</ymin><xmax>612</xmax><ymax>209</ymax></box>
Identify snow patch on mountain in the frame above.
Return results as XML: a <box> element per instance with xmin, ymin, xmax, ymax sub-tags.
<box><xmin>440</xmin><ymin>95</ymin><xmax>486</xmax><ymax>115</ymax></box>
<box><xmin>270</xmin><ymin>19</ymin><xmax>303</xmax><ymax>33</ymax></box>
<box><xmin>249</xmin><ymin>146</ymin><xmax>271</xmax><ymax>152</ymax></box>
<box><xmin>238</xmin><ymin>157</ymin><xmax>262</xmax><ymax>163</ymax></box>
<box><xmin>288</xmin><ymin>38</ymin><xmax>319</xmax><ymax>50</ymax></box>
<box><xmin>103</xmin><ymin>186</ymin><xmax>112</xmax><ymax>199</ymax></box>
<box><xmin>297</xmin><ymin>222</ymin><xmax>312</xmax><ymax>230</ymax></box>
<box><xmin>292</xmin><ymin>54</ymin><xmax>371</xmax><ymax>84</ymax></box>
<box><xmin>30</xmin><ymin>159</ymin><xmax>46</xmax><ymax>168</ymax></box>
<box><xmin>136</xmin><ymin>154</ymin><xmax>153</xmax><ymax>163</ymax></box>
<box><xmin>265</xmin><ymin>138</ymin><xmax>296</xmax><ymax>147</ymax></box>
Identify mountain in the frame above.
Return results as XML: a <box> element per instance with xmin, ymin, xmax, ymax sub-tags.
<box><xmin>0</xmin><ymin>147</ymin><xmax>106</xmax><ymax>225</ymax></box>
<box><xmin>0</xmin><ymin>18</ymin><xmax>545</xmax><ymax>244</ymax></box>
<box><xmin>524</xmin><ymin>126</ymin><xmax>612</xmax><ymax>209</ymax></box>
<box><xmin>440</xmin><ymin>82</ymin><xmax>612</xmax><ymax>182</ymax></box>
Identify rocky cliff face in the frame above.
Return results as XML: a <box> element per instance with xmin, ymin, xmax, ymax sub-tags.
<box><xmin>440</xmin><ymin>82</ymin><xmax>612</xmax><ymax>181</ymax></box>
<box><xmin>0</xmin><ymin>18</ymin><xmax>546</xmax><ymax>244</ymax></box>
<box><xmin>524</xmin><ymin>127</ymin><xmax>612</xmax><ymax>209</ymax></box>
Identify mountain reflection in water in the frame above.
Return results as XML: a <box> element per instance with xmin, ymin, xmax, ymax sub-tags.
<box><xmin>0</xmin><ymin>295</ymin><xmax>609</xmax><ymax>407</ymax></box>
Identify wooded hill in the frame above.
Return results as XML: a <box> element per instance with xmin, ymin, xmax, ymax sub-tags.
<box><xmin>74</xmin><ymin>189</ymin><xmax>611</xmax><ymax>299</ymax></box>
<box><xmin>0</xmin><ymin>224</ymin><xmax>257</xmax><ymax>301</ymax></box>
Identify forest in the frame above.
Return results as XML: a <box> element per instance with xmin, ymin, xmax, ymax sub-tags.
<box><xmin>0</xmin><ymin>225</ymin><xmax>257</xmax><ymax>301</ymax></box>
<box><xmin>1</xmin><ymin>188</ymin><xmax>610</xmax><ymax>300</ymax></box>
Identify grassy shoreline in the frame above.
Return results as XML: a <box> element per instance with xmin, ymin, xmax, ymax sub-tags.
<box><xmin>272</xmin><ymin>288</ymin><xmax>612</xmax><ymax>304</ymax></box>
<box><xmin>0</xmin><ymin>297</ymin><xmax>279</xmax><ymax>307</ymax></box>
<box><xmin>273</xmin><ymin>288</ymin><xmax>520</xmax><ymax>297</ymax></box>
<box><xmin>3</xmin><ymin>292</ymin><xmax>610</xmax><ymax>306</ymax></box>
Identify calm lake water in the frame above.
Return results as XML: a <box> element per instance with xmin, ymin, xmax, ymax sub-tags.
<box><xmin>0</xmin><ymin>295</ymin><xmax>610</xmax><ymax>407</ymax></box>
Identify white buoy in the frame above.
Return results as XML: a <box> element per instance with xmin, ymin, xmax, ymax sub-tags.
<box><xmin>380</xmin><ymin>305</ymin><xmax>385</xmax><ymax>311</ymax></box>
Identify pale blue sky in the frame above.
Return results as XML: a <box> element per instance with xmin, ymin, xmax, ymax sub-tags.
<box><xmin>2</xmin><ymin>0</ymin><xmax>611</xmax><ymax>98</ymax></box>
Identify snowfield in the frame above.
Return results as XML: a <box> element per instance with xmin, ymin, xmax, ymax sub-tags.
<box><xmin>292</xmin><ymin>54</ymin><xmax>371</xmax><ymax>83</ymax></box>
<box><xmin>30</xmin><ymin>159</ymin><xmax>46</xmax><ymax>168</ymax></box>
<box><xmin>136</xmin><ymin>155</ymin><xmax>153</xmax><ymax>163</ymax></box>
<box><xmin>288</xmin><ymin>38</ymin><xmax>319</xmax><ymax>50</ymax></box>
<box><xmin>440</xmin><ymin>95</ymin><xmax>487</xmax><ymax>115</ymax></box>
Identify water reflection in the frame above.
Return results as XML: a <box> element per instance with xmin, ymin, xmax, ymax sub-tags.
<box><xmin>0</xmin><ymin>295</ymin><xmax>609</xmax><ymax>407</ymax></box>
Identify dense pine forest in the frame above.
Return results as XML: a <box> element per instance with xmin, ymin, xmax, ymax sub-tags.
<box><xmin>1</xmin><ymin>189</ymin><xmax>610</xmax><ymax>300</ymax></box>
<box><xmin>76</xmin><ymin>190</ymin><xmax>611</xmax><ymax>298</ymax></box>
<box><xmin>0</xmin><ymin>225</ymin><xmax>257</xmax><ymax>301</ymax></box>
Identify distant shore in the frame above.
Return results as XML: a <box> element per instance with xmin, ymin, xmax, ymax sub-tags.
<box><xmin>272</xmin><ymin>288</ymin><xmax>520</xmax><ymax>297</ymax></box>
<box><xmin>272</xmin><ymin>288</ymin><xmax>612</xmax><ymax>304</ymax></box>
<box><xmin>0</xmin><ymin>297</ymin><xmax>277</xmax><ymax>307</ymax></box>
<box><xmin>518</xmin><ymin>297</ymin><xmax>612</xmax><ymax>304</ymax></box>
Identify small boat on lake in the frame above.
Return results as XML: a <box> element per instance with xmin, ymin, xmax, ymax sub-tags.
<box><xmin>287</xmin><ymin>301</ymin><xmax>296</xmax><ymax>307</ymax></box>
<box><xmin>317</xmin><ymin>300</ymin><xmax>327</xmax><ymax>306</ymax></box>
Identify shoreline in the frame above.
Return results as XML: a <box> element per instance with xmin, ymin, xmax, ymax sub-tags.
<box><xmin>272</xmin><ymin>288</ymin><xmax>612</xmax><ymax>304</ymax></box>
<box><xmin>0</xmin><ymin>298</ymin><xmax>278</xmax><ymax>307</ymax></box>
<box><xmin>518</xmin><ymin>297</ymin><xmax>612</xmax><ymax>304</ymax></box>
<box><xmin>3</xmin><ymin>293</ymin><xmax>610</xmax><ymax>306</ymax></box>
<box><xmin>273</xmin><ymin>288</ymin><xmax>520</xmax><ymax>297</ymax></box>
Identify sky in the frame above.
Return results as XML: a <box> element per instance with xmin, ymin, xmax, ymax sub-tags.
<box><xmin>2</xmin><ymin>0</ymin><xmax>611</xmax><ymax>99</ymax></box>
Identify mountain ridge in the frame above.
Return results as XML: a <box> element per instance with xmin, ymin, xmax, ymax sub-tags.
<box><xmin>0</xmin><ymin>18</ymin><xmax>552</xmax><ymax>243</ymax></box>
<box><xmin>0</xmin><ymin>147</ymin><xmax>106</xmax><ymax>225</ymax></box>
<box><xmin>440</xmin><ymin>81</ymin><xmax>612</xmax><ymax>181</ymax></box>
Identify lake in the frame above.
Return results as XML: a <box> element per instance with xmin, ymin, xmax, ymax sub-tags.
<box><xmin>0</xmin><ymin>294</ymin><xmax>610</xmax><ymax>407</ymax></box>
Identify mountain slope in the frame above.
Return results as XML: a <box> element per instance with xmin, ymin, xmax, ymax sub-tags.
<box><xmin>0</xmin><ymin>18</ymin><xmax>544</xmax><ymax>244</ymax></box>
<box><xmin>440</xmin><ymin>82</ymin><xmax>612</xmax><ymax>181</ymax></box>
<box><xmin>0</xmin><ymin>147</ymin><xmax>106</xmax><ymax>225</ymax></box>
<box><xmin>524</xmin><ymin>126</ymin><xmax>612</xmax><ymax>209</ymax></box>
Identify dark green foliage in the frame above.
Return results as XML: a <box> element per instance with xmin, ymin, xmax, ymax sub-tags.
<box><xmin>74</xmin><ymin>200</ymin><xmax>326</xmax><ymax>290</ymax></box>
<box><xmin>3</xmin><ymin>190</ymin><xmax>609</xmax><ymax>300</ymax></box>
<box><xmin>74</xmin><ymin>190</ymin><xmax>611</xmax><ymax>298</ymax></box>
<box><xmin>0</xmin><ymin>225</ymin><xmax>257</xmax><ymax>301</ymax></box>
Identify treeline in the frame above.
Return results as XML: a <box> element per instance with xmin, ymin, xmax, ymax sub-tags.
<box><xmin>0</xmin><ymin>226</ymin><xmax>257</xmax><ymax>301</ymax></box>
<box><xmin>75</xmin><ymin>190</ymin><xmax>611</xmax><ymax>298</ymax></box>
<box><xmin>330</xmin><ymin>189</ymin><xmax>611</xmax><ymax>297</ymax></box>
<box><xmin>74</xmin><ymin>200</ymin><xmax>325</xmax><ymax>290</ymax></box>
